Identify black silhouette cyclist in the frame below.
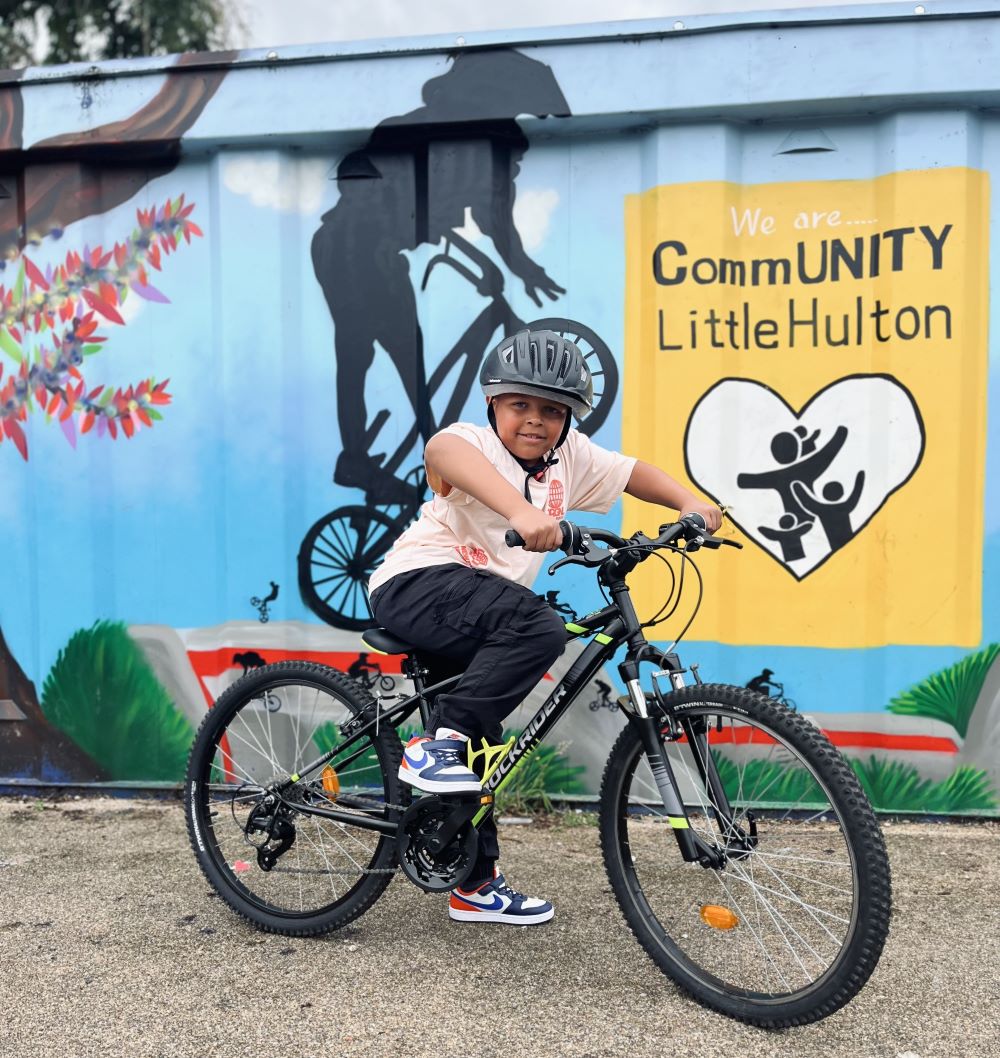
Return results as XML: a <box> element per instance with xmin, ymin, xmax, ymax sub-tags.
<box><xmin>311</xmin><ymin>49</ymin><xmax>570</xmax><ymax>505</ymax></box>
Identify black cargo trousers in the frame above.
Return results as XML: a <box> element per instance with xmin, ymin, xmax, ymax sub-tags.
<box><xmin>369</xmin><ymin>562</ymin><xmax>566</xmax><ymax>866</ymax></box>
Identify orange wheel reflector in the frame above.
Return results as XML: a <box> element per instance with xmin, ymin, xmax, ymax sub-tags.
<box><xmin>321</xmin><ymin>765</ymin><xmax>340</xmax><ymax>799</ymax></box>
<box><xmin>700</xmin><ymin>904</ymin><xmax>739</xmax><ymax>930</ymax></box>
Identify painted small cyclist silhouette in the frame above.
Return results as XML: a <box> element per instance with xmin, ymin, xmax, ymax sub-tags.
<box><xmin>746</xmin><ymin>668</ymin><xmax>797</xmax><ymax>711</ymax></box>
<box><xmin>250</xmin><ymin>581</ymin><xmax>279</xmax><ymax>623</ymax></box>
<box><xmin>588</xmin><ymin>679</ymin><xmax>619</xmax><ymax>712</ymax></box>
<box><xmin>347</xmin><ymin>653</ymin><xmax>396</xmax><ymax>693</ymax></box>
<box><xmin>232</xmin><ymin>651</ymin><xmax>281</xmax><ymax>712</ymax></box>
<box><xmin>540</xmin><ymin>590</ymin><xmax>576</xmax><ymax>620</ymax></box>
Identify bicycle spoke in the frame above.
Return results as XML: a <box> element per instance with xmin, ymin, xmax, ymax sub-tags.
<box><xmin>617</xmin><ymin>701</ymin><xmax>864</xmax><ymax>1005</ymax></box>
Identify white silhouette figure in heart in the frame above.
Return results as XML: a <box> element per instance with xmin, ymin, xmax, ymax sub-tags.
<box><xmin>685</xmin><ymin>375</ymin><xmax>925</xmax><ymax>578</ymax></box>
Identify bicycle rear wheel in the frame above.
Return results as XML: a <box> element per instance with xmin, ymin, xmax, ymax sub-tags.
<box><xmin>297</xmin><ymin>505</ymin><xmax>403</xmax><ymax>630</ymax></box>
<box><xmin>185</xmin><ymin>661</ymin><xmax>408</xmax><ymax>935</ymax></box>
<box><xmin>599</xmin><ymin>683</ymin><xmax>891</xmax><ymax>1027</ymax></box>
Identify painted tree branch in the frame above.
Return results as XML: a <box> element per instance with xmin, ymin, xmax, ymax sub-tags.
<box><xmin>0</xmin><ymin>195</ymin><xmax>201</xmax><ymax>458</ymax></box>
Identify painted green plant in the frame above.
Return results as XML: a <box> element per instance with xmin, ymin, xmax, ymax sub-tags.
<box><xmin>41</xmin><ymin>620</ymin><xmax>194</xmax><ymax>781</ymax></box>
<box><xmin>887</xmin><ymin>642</ymin><xmax>999</xmax><ymax>739</ymax></box>
<box><xmin>849</xmin><ymin>756</ymin><xmax>997</xmax><ymax>814</ymax></box>
<box><xmin>713</xmin><ymin>751</ymin><xmax>826</xmax><ymax>808</ymax></box>
<box><xmin>494</xmin><ymin>732</ymin><xmax>586</xmax><ymax>815</ymax></box>
<box><xmin>711</xmin><ymin>750</ymin><xmax>996</xmax><ymax>814</ymax></box>
<box><xmin>848</xmin><ymin>756</ymin><xmax>934</xmax><ymax>810</ymax></box>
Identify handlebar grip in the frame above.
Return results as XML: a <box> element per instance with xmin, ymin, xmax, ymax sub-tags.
<box><xmin>505</xmin><ymin>522</ymin><xmax>574</xmax><ymax>551</ymax></box>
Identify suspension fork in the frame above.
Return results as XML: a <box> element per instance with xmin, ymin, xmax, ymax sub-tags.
<box><xmin>677</xmin><ymin>714</ymin><xmax>755</xmax><ymax>852</ymax></box>
<box><xmin>632</xmin><ymin>713</ymin><xmax>706</xmax><ymax>864</ymax></box>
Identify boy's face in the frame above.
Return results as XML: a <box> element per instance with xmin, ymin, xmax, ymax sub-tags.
<box><xmin>490</xmin><ymin>393</ymin><xmax>568</xmax><ymax>460</ymax></box>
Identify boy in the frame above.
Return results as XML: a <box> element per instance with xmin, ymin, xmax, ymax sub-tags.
<box><xmin>367</xmin><ymin>328</ymin><xmax>721</xmax><ymax>924</ymax></box>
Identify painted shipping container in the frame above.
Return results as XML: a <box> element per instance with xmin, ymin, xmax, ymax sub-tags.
<box><xmin>1</xmin><ymin>1</ymin><xmax>998</xmax><ymax>815</ymax></box>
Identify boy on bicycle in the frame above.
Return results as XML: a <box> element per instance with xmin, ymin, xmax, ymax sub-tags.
<box><xmin>367</xmin><ymin>328</ymin><xmax>721</xmax><ymax>924</ymax></box>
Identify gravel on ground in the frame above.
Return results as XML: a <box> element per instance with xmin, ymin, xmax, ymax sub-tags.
<box><xmin>0</xmin><ymin>797</ymin><xmax>996</xmax><ymax>1058</ymax></box>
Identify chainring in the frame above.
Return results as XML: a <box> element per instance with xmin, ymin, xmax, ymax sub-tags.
<box><xmin>395</xmin><ymin>795</ymin><xmax>479</xmax><ymax>893</ymax></box>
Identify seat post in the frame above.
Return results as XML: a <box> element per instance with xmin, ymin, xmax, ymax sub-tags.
<box><xmin>401</xmin><ymin>652</ymin><xmax>433</xmax><ymax>730</ymax></box>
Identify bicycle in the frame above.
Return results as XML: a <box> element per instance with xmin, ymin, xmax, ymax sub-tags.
<box><xmin>296</xmin><ymin>233</ymin><xmax>619</xmax><ymax>631</ymax></box>
<box><xmin>186</xmin><ymin>514</ymin><xmax>891</xmax><ymax>1027</ymax></box>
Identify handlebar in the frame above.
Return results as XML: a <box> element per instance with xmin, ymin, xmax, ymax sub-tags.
<box><xmin>504</xmin><ymin>513</ymin><xmax>742</xmax><ymax>563</ymax></box>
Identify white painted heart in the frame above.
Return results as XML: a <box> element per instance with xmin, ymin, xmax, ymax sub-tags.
<box><xmin>685</xmin><ymin>376</ymin><xmax>925</xmax><ymax>578</ymax></box>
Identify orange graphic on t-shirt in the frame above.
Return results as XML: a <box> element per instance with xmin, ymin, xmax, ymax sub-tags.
<box><xmin>456</xmin><ymin>545</ymin><xmax>488</xmax><ymax>568</ymax></box>
<box><xmin>546</xmin><ymin>479</ymin><xmax>564</xmax><ymax>519</ymax></box>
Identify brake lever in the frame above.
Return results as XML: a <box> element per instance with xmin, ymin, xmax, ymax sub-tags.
<box><xmin>548</xmin><ymin>531</ymin><xmax>609</xmax><ymax>574</ymax></box>
<box><xmin>695</xmin><ymin>535</ymin><xmax>744</xmax><ymax>551</ymax></box>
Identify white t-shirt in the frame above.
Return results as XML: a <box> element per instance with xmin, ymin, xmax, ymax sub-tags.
<box><xmin>368</xmin><ymin>423</ymin><xmax>637</xmax><ymax>595</ymax></box>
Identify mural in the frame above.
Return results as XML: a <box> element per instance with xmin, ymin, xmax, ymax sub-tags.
<box><xmin>0</xmin><ymin>25</ymin><xmax>998</xmax><ymax>814</ymax></box>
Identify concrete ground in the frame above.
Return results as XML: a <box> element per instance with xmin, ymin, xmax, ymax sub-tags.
<box><xmin>0</xmin><ymin>797</ymin><xmax>996</xmax><ymax>1058</ymax></box>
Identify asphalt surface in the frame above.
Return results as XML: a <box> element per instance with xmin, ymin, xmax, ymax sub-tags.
<box><xmin>0</xmin><ymin>797</ymin><xmax>997</xmax><ymax>1058</ymax></box>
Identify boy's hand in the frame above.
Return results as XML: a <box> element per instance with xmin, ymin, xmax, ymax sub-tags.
<box><xmin>509</xmin><ymin>507</ymin><xmax>564</xmax><ymax>552</ymax></box>
<box><xmin>679</xmin><ymin>500</ymin><xmax>722</xmax><ymax>533</ymax></box>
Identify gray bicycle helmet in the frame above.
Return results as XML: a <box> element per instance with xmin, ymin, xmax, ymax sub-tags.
<box><xmin>479</xmin><ymin>329</ymin><xmax>593</xmax><ymax>421</ymax></box>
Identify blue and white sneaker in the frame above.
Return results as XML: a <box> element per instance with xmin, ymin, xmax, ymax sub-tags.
<box><xmin>449</xmin><ymin>870</ymin><xmax>554</xmax><ymax>925</ymax></box>
<box><xmin>399</xmin><ymin>733</ymin><xmax>481</xmax><ymax>794</ymax></box>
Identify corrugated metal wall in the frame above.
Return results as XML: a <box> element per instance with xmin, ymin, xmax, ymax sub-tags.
<box><xmin>1</xmin><ymin>2</ymin><xmax>998</xmax><ymax>811</ymax></box>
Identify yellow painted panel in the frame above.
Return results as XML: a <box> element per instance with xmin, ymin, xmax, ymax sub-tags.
<box><xmin>623</xmin><ymin>168</ymin><xmax>988</xmax><ymax>648</ymax></box>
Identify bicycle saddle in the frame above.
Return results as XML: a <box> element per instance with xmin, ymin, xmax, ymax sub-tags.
<box><xmin>360</xmin><ymin>627</ymin><xmax>415</xmax><ymax>656</ymax></box>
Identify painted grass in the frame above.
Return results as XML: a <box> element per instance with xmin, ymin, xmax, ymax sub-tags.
<box><xmin>494</xmin><ymin>732</ymin><xmax>586</xmax><ymax>815</ymax></box>
<box><xmin>887</xmin><ymin>642</ymin><xmax>1000</xmax><ymax>739</ymax></box>
<box><xmin>41</xmin><ymin>620</ymin><xmax>194</xmax><ymax>781</ymax></box>
<box><xmin>713</xmin><ymin>749</ymin><xmax>997</xmax><ymax>814</ymax></box>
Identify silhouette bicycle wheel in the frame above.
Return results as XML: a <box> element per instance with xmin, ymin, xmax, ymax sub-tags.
<box><xmin>298</xmin><ymin>506</ymin><xmax>404</xmax><ymax>630</ymax></box>
<box><xmin>528</xmin><ymin>318</ymin><xmax>619</xmax><ymax>437</ymax></box>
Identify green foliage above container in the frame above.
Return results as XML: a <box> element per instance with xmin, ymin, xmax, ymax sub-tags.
<box><xmin>41</xmin><ymin>620</ymin><xmax>194</xmax><ymax>781</ymax></box>
<box><xmin>887</xmin><ymin>642</ymin><xmax>999</xmax><ymax>739</ymax></box>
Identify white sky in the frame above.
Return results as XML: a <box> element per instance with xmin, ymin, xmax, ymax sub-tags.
<box><xmin>237</xmin><ymin>0</ymin><xmax>889</xmax><ymax>50</ymax></box>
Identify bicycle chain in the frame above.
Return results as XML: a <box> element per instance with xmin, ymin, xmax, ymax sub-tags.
<box><xmin>280</xmin><ymin>791</ymin><xmax>410</xmax><ymax>876</ymax></box>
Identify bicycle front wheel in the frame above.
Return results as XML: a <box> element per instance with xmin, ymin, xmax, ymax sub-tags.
<box><xmin>599</xmin><ymin>683</ymin><xmax>891</xmax><ymax>1027</ymax></box>
<box><xmin>185</xmin><ymin>661</ymin><xmax>408</xmax><ymax>936</ymax></box>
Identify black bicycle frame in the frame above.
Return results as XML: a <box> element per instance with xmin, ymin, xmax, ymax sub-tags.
<box><xmin>276</xmin><ymin>591</ymin><xmax>728</xmax><ymax>865</ymax></box>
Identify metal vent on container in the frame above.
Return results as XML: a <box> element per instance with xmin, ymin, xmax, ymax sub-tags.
<box><xmin>774</xmin><ymin>130</ymin><xmax>838</xmax><ymax>155</ymax></box>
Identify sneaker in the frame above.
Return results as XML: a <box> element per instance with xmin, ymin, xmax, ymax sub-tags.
<box><xmin>398</xmin><ymin>735</ymin><xmax>481</xmax><ymax>794</ymax></box>
<box><xmin>449</xmin><ymin>870</ymin><xmax>554</xmax><ymax>925</ymax></box>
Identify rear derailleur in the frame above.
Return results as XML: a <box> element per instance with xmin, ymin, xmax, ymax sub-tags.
<box><xmin>243</xmin><ymin>796</ymin><xmax>297</xmax><ymax>872</ymax></box>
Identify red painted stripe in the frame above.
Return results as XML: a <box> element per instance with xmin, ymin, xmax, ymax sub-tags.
<box><xmin>185</xmin><ymin>647</ymin><xmax>405</xmax><ymax>707</ymax></box>
<box><xmin>686</xmin><ymin>727</ymin><xmax>959</xmax><ymax>754</ymax></box>
<box><xmin>823</xmin><ymin>731</ymin><xmax>959</xmax><ymax>754</ymax></box>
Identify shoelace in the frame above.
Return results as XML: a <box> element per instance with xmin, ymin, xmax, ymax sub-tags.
<box><xmin>433</xmin><ymin>744</ymin><xmax>467</xmax><ymax>766</ymax></box>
